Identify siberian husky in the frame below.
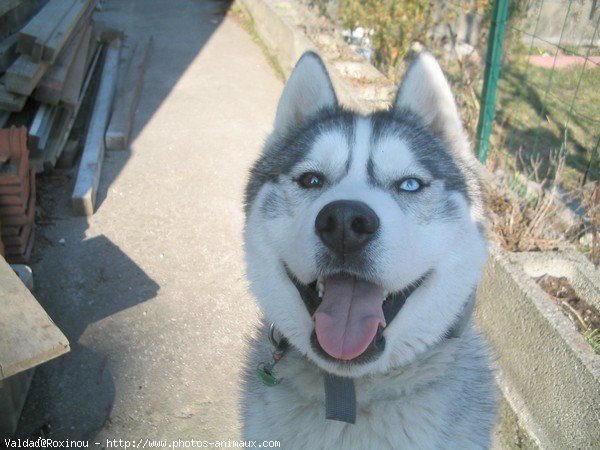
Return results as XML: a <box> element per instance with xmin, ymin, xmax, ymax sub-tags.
<box><xmin>242</xmin><ymin>51</ymin><xmax>497</xmax><ymax>449</ymax></box>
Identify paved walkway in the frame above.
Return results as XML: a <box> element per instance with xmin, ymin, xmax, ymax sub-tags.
<box><xmin>17</xmin><ymin>0</ymin><xmax>281</xmax><ymax>443</ymax></box>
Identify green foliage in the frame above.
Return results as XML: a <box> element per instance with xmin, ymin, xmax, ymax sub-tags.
<box><xmin>584</xmin><ymin>328</ymin><xmax>600</xmax><ymax>354</ymax></box>
<box><xmin>338</xmin><ymin>0</ymin><xmax>433</xmax><ymax>80</ymax></box>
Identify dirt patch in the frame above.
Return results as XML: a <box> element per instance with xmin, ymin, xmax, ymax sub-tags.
<box><xmin>535</xmin><ymin>274</ymin><xmax>600</xmax><ymax>353</ymax></box>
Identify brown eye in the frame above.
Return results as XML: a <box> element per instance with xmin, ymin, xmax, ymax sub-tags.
<box><xmin>298</xmin><ymin>172</ymin><xmax>325</xmax><ymax>189</ymax></box>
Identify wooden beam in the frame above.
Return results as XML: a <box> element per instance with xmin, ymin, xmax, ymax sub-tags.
<box><xmin>0</xmin><ymin>0</ymin><xmax>45</xmax><ymax>42</ymax></box>
<box><xmin>17</xmin><ymin>0</ymin><xmax>74</xmax><ymax>61</ymax></box>
<box><xmin>72</xmin><ymin>40</ymin><xmax>120</xmax><ymax>214</ymax></box>
<box><xmin>60</xmin><ymin>23</ymin><xmax>92</xmax><ymax>107</ymax></box>
<box><xmin>34</xmin><ymin>22</ymin><xmax>91</xmax><ymax>105</ymax></box>
<box><xmin>28</xmin><ymin>103</ymin><xmax>56</xmax><ymax>157</ymax></box>
<box><xmin>0</xmin><ymin>82</ymin><xmax>27</xmax><ymax>112</ymax></box>
<box><xmin>0</xmin><ymin>34</ymin><xmax>19</xmax><ymax>73</ymax></box>
<box><xmin>43</xmin><ymin>107</ymin><xmax>72</xmax><ymax>170</ymax></box>
<box><xmin>29</xmin><ymin>105</ymin><xmax>62</xmax><ymax>173</ymax></box>
<box><xmin>42</xmin><ymin>0</ymin><xmax>92</xmax><ymax>64</ymax></box>
<box><xmin>106</xmin><ymin>37</ymin><xmax>153</xmax><ymax>151</ymax></box>
<box><xmin>0</xmin><ymin>256</ymin><xmax>70</xmax><ymax>380</ymax></box>
<box><xmin>4</xmin><ymin>54</ymin><xmax>49</xmax><ymax>96</ymax></box>
<box><xmin>92</xmin><ymin>20</ymin><xmax>125</xmax><ymax>44</ymax></box>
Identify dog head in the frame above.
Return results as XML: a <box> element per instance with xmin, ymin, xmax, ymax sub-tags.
<box><xmin>244</xmin><ymin>52</ymin><xmax>487</xmax><ymax>377</ymax></box>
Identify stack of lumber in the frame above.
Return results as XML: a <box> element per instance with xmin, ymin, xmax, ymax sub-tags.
<box><xmin>0</xmin><ymin>126</ymin><xmax>34</xmax><ymax>263</ymax></box>
<box><xmin>0</xmin><ymin>0</ymin><xmax>101</xmax><ymax>172</ymax></box>
<box><xmin>2</xmin><ymin>1</ymin><xmax>154</xmax><ymax>218</ymax></box>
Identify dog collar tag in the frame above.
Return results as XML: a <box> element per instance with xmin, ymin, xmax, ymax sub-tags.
<box><xmin>324</xmin><ymin>373</ymin><xmax>356</xmax><ymax>424</ymax></box>
<box><xmin>258</xmin><ymin>362</ymin><xmax>281</xmax><ymax>386</ymax></box>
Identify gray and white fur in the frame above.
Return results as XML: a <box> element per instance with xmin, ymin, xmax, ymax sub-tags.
<box><xmin>242</xmin><ymin>51</ymin><xmax>497</xmax><ymax>449</ymax></box>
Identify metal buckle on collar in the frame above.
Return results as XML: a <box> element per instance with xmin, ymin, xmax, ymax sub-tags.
<box><xmin>268</xmin><ymin>322</ymin><xmax>282</xmax><ymax>348</ymax></box>
<box><xmin>257</xmin><ymin>323</ymin><xmax>289</xmax><ymax>387</ymax></box>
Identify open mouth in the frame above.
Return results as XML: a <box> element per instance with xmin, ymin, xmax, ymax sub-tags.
<box><xmin>286</xmin><ymin>267</ymin><xmax>429</xmax><ymax>364</ymax></box>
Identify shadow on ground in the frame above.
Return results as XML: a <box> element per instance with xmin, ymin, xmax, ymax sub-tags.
<box><xmin>16</xmin><ymin>234</ymin><xmax>159</xmax><ymax>440</ymax></box>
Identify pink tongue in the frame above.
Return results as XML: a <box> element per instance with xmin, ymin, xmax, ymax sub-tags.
<box><xmin>314</xmin><ymin>274</ymin><xmax>386</xmax><ymax>360</ymax></box>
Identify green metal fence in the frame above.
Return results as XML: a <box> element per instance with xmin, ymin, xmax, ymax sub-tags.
<box><xmin>476</xmin><ymin>0</ymin><xmax>599</xmax><ymax>189</ymax></box>
<box><xmin>475</xmin><ymin>0</ymin><xmax>508</xmax><ymax>163</ymax></box>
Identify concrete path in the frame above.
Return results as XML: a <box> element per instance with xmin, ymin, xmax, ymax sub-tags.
<box><xmin>17</xmin><ymin>0</ymin><xmax>281</xmax><ymax>443</ymax></box>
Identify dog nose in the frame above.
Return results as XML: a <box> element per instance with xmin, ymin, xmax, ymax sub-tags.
<box><xmin>315</xmin><ymin>200</ymin><xmax>379</xmax><ymax>254</ymax></box>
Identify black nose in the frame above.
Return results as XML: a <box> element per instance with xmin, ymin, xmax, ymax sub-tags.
<box><xmin>315</xmin><ymin>200</ymin><xmax>380</xmax><ymax>254</ymax></box>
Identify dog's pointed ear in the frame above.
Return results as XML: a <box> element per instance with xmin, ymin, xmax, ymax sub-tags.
<box><xmin>273</xmin><ymin>52</ymin><xmax>338</xmax><ymax>136</ymax></box>
<box><xmin>393</xmin><ymin>53</ymin><xmax>469</xmax><ymax>156</ymax></box>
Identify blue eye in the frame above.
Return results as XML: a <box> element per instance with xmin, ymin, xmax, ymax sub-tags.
<box><xmin>397</xmin><ymin>178</ymin><xmax>423</xmax><ymax>192</ymax></box>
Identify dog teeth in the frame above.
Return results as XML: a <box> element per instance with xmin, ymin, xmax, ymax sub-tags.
<box><xmin>383</xmin><ymin>291</ymin><xmax>388</xmax><ymax>301</ymax></box>
<box><xmin>317</xmin><ymin>278</ymin><xmax>324</xmax><ymax>298</ymax></box>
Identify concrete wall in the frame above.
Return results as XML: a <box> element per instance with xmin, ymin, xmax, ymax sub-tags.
<box><xmin>474</xmin><ymin>247</ymin><xmax>600</xmax><ymax>449</ymax></box>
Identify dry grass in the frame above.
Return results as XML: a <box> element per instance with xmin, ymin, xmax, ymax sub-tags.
<box><xmin>487</xmin><ymin>144</ymin><xmax>568</xmax><ymax>252</ymax></box>
<box><xmin>486</xmin><ymin>132</ymin><xmax>599</xmax><ymax>265</ymax></box>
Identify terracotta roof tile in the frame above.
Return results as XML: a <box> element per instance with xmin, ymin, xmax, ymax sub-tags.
<box><xmin>0</xmin><ymin>126</ymin><xmax>29</xmax><ymax>186</ymax></box>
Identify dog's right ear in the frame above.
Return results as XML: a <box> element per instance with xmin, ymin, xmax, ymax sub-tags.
<box><xmin>273</xmin><ymin>52</ymin><xmax>338</xmax><ymax>136</ymax></box>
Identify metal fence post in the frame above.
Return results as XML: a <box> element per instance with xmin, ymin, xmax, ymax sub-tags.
<box><xmin>475</xmin><ymin>0</ymin><xmax>510</xmax><ymax>163</ymax></box>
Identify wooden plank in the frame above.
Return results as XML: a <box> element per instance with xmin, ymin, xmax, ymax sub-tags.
<box><xmin>28</xmin><ymin>103</ymin><xmax>50</xmax><ymax>152</ymax></box>
<box><xmin>4</xmin><ymin>55</ymin><xmax>49</xmax><ymax>96</ymax></box>
<box><xmin>34</xmin><ymin>22</ymin><xmax>91</xmax><ymax>105</ymax></box>
<box><xmin>43</xmin><ymin>106</ymin><xmax>72</xmax><ymax>170</ymax></box>
<box><xmin>17</xmin><ymin>0</ymin><xmax>74</xmax><ymax>60</ymax></box>
<box><xmin>28</xmin><ymin>103</ymin><xmax>56</xmax><ymax>154</ymax></box>
<box><xmin>92</xmin><ymin>20</ymin><xmax>125</xmax><ymax>44</ymax></box>
<box><xmin>60</xmin><ymin>23</ymin><xmax>92</xmax><ymax>107</ymax></box>
<box><xmin>0</xmin><ymin>265</ymin><xmax>34</xmax><ymax>437</ymax></box>
<box><xmin>38</xmin><ymin>108</ymin><xmax>58</xmax><ymax>152</ymax></box>
<box><xmin>0</xmin><ymin>0</ymin><xmax>45</xmax><ymax>42</ymax></box>
<box><xmin>34</xmin><ymin>45</ymin><xmax>102</xmax><ymax>172</ymax></box>
<box><xmin>42</xmin><ymin>0</ymin><xmax>92</xmax><ymax>64</ymax></box>
<box><xmin>72</xmin><ymin>39</ymin><xmax>120</xmax><ymax>215</ymax></box>
<box><xmin>0</xmin><ymin>34</ymin><xmax>19</xmax><ymax>73</ymax></box>
<box><xmin>0</xmin><ymin>256</ymin><xmax>70</xmax><ymax>380</ymax></box>
<box><xmin>0</xmin><ymin>82</ymin><xmax>27</xmax><ymax>112</ymax></box>
<box><xmin>106</xmin><ymin>37</ymin><xmax>152</xmax><ymax>151</ymax></box>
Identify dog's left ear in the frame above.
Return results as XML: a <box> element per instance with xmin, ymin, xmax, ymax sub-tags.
<box><xmin>393</xmin><ymin>53</ymin><xmax>469</xmax><ymax>157</ymax></box>
<box><xmin>273</xmin><ymin>52</ymin><xmax>338</xmax><ymax>136</ymax></box>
